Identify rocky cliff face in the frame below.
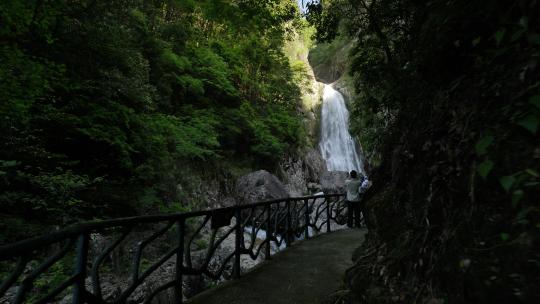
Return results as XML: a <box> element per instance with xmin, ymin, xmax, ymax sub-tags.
<box><xmin>298</xmin><ymin>49</ymin><xmax>325</xmax><ymax>148</ymax></box>
<box><xmin>279</xmin><ymin>148</ymin><xmax>327</xmax><ymax>196</ymax></box>
<box><xmin>320</xmin><ymin>171</ymin><xmax>348</xmax><ymax>194</ymax></box>
<box><xmin>308</xmin><ymin>38</ymin><xmax>354</xmax><ymax>84</ymax></box>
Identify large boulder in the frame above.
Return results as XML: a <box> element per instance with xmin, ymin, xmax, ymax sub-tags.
<box><xmin>320</xmin><ymin>171</ymin><xmax>349</xmax><ymax>194</ymax></box>
<box><xmin>236</xmin><ymin>170</ymin><xmax>289</xmax><ymax>204</ymax></box>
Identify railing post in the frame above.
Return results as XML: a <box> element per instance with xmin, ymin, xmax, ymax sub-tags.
<box><xmin>175</xmin><ymin>219</ymin><xmax>185</xmax><ymax>303</ymax></box>
<box><xmin>304</xmin><ymin>198</ymin><xmax>310</xmax><ymax>239</ymax></box>
<box><xmin>73</xmin><ymin>233</ymin><xmax>89</xmax><ymax>304</ymax></box>
<box><xmin>285</xmin><ymin>199</ymin><xmax>292</xmax><ymax>247</ymax></box>
<box><xmin>326</xmin><ymin>197</ymin><xmax>332</xmax><ymax>233</ymax></box>
<box><xmin>233</xmin><ymin>208</ymin><xmax>242</xmax><ymax>279</ymax></box>
<box><xmin>265</xmin><ymin>205</ymin><xmax>272</xmax><ymax>260</ymax></box>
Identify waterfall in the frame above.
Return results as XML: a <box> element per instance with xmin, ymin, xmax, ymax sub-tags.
<box><xmin>319</xmin><ymin>84</ymin><xmax>363</xmax><ymax>173</ymax></box>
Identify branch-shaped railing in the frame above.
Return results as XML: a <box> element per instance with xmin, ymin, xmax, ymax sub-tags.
<box><xmin>0</xmin><ymin>193</ymin><xmax>347</xmax><ymax>303</ymax></box>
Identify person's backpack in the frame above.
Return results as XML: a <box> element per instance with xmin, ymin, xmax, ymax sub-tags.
<box><xmin>357</xmin><ymin>175</ymin><xmax>365</xmax><ymax>193</ymax></box>
<box><xmin>359</xmin><ymin>177</ymin><xmax>370</xmax><ymax>194</ymax></box>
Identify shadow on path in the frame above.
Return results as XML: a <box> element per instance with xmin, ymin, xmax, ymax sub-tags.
<box><xmin>188</xmin><ymin>229</ymin><xmax>366</xmax><ymax>304</ymax></box>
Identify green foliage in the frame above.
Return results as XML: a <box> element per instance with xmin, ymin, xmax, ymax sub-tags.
<box><xmin>0</xmin><ymin>0</ymin><xmax>308</xmax><ymax>242</ymax></box>
<box><xmin>158</xmin><ymin>201</ymin><xmax>192</xmax><ymax>214</ymax></box>
<box><xmin>308</xmin><ymin>0</ymin><xmax>540</xmax><ymax>302</ymax></box>
<box><xmin>308</xmin><ymin>31</ymin><xmax>351</xmax><ymax>68</ymax></box>
<box><xmin>194</xmin><ymin>238</ymin><xmax>209</xmax><ymax>250</ymax></box>
<box><xmin>530</xmin><ymin>95</ymin><xmax>540</xmax><ymax>110</ymax></box>
<box><xmin>236</xmin><ymin>101</ymin><xmax>303</xmax><ymax>162</ymax></box>
<box><xmin>517</xmin><ymin>114</ymin><xmax>539</xmax><ymax>134</ymax></box>
<box><xmin>24</xmin><ymin>255</ymin><xmax>73</xmax><ymax>302</ymax></box>
<box><xmin>141</xmin><ymin>110</ymin><xmax>220</xmax><ymax>160</ymax></box>
<box><xmin>305</xmin><ymin>0</ymin><xmax>341</xmax><ymax>42</ymax></box>
<box><xmin>475</xmin><ymin>136</ymin><xmax>495</xmax><ymax>156</ymax></box>
<box><xmin>477</xmin><ymin>160</ymin><xmax>495</xmax><ymax>179</ymax></box>
<box><xmin>499</xmin><ymin>175</ymin><xmax>516</xmax><ymax>193</ymax></box>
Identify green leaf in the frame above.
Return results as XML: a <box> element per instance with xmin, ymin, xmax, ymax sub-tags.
<box><xmin>519</xmin><ymin>17</ymin><xmax>528</xmax><ymax>29</ymax></box>
<box><xmin>500</xmin><ymin>233</ymin><xmax>510</xmax><ymax>242</ymax></box>
<box><xmin>512</xmin><ymin>190</ymin><xmax>524</xmax><ymax>207</ymax></box>
<box><xmin>475</xmin><ymin>136</ymin><xmax>494</xmax><ymax>155</ymax></box>
<box><xmin>529</xmin><ymin>95</ymin><xmax>540</xmax><ymax>110</ymax></box>
<box><xmin>525</xmin><ymin>169</ymin><xmax>539</xmax><ymax>177</ymax></box>
<box><xmin>517</xmin><ymin>114</ymin><xmax>539</xmax><ymax>134</ymax></box>
<box><xmin>499</xmin><ymin>175</ymin><xmax>516</xmax><ymax>192</ymax></box>
<box><xmin>477</xmin><ymin>160</ymin><xmax>494</xmax><ymax>179</ymax></box>
<box><xmin>0</xmin><ymin>160</ymin><xmax>19</xmax><ymax>167</ymax></box>
<box><xmin>515</xmin><ymin>207</ymin><xmax>533</xmax><ymax>225</ymax></box>
<box><xmin>494</xmin><ymin>29</ymin><xmax>506</xmax><ymax>46</ymax></box>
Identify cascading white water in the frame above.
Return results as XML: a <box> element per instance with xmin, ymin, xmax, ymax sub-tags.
<box><xmin>319</xmin><ymin>84</ymin><xmax>363</xmax><ymax>173</ymax></box>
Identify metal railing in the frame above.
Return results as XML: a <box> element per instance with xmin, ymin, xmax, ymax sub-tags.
<box><xmin>0</xmin><ymin>193</ymin><xmax>347</xmax><ymax>303</ymax></box>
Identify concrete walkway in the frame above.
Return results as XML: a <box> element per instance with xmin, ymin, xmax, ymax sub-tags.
<box><xmin>188</xmin><ymin>229</ymin><xmax>366</xmax><ymax>304</ymax></box>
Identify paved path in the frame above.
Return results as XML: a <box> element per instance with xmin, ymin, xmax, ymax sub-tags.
<box><xmin>188</xmin><ymin>229</ymin><xmax>366</xmax><ymax>304</ymax></box>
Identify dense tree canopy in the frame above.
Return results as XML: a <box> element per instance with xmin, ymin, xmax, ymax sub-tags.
<box><xmin>307</xmin><ymin>0</ymin><xmax>539</xmax><ymax>302</ymax></box>
<box><xmin>0</xmin><ymin>0</ymin><xmax>308</xmax><ymax>242</ymax></box>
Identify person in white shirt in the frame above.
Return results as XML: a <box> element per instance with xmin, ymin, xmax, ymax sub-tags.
<box><xmin>345</xmin><ymin>170</ymin><xmax>363</xmax><ymax>228</ymax></box>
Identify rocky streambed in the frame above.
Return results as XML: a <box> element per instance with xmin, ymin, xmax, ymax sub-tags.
<box><xmin>1</xmin><ymin>147</ymin><xmax>355</xmax><ymax>303</ymax></box>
